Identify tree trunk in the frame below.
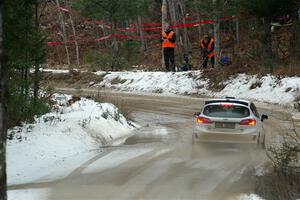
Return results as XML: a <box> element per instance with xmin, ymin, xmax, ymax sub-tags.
<box><xmin>55</xmin><ymin>0</ymin><xmax>71</xmax><ymax>67</ymax></box>
<box><xmin>161</xmin><ymin>0</ymin><xmax>167</xmax><ymax>69</ymax></box>
<box><xmin>213</xmin><ymin>0</ymin><xmax>220</xmax><ymax>67</ymax></box>
<box><xmin>167</xmin><ymin>0</ymin><xmax>178</xmax><ymax>38</ymax></box>
<box><xmin>213</xmin><ymin>19</ymin><xmax>220</xmax><ymax>67</ymax></box>
<box><xmin>234</xmin><ymin>17</ymin><xmax>240</xmax><ymax>56</ymax></box>
<box><xmin>178</xmin><ymin>1</ymin><xmax>191</xmax><ymax>55</ymax></box>
<box><xmin>0</xmin><ymin>1</ymin><xmax>7</xmax><ymax>198</ymax></box>
<box><xmin>290</xmin><ymin>17</ymin><xmax>300</xmax><ymax>60</ymax></box>
<box><xmin>92</xmin><ymin>23</ymin><xmax>101</xmax><ymax>48</ymax></box>
<box><xmin>263</xmin><ymin>18</ymin><xmax>273</xmax><ymax>73</ymax></box>
<box><xmin>263</xmin><ymin>18</ymin><xmax>273</xmax><ymax>58</ymax></box>
<box><xmin>33</xmin><ymin>2</ymin><xmax>40</xmax><ymax>102</ymax></box>
<box><xmin>69</xmin><ymin>13</ymin><xmax>80</xmax><ymax>66</ymax></box>
<box><xmin>101</xmin><ymin>18</ymin><xmax>109</xmax><ymax>48</ymax></box>
<box><xmin>197</xmin><ymin>12</ymin><xmax>202</xmax><ymax>44</ymax></box>
<box><xmin>137</xmin><ymin>16</ymin><xmax>147</xmax><ymax>51</ymax></box>
<box><xmin>111</xmin><ymin>21</ymin><xmax>118</xmax><ymax>71</ymax></box>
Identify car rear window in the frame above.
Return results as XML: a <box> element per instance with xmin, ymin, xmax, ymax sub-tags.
<box><xmin>203</xmin><ymin>104</ymin><xmax>250</xmax><ymax>118</ymax></box>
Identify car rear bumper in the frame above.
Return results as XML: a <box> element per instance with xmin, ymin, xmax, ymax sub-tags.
<box><xmin>193</xmin><ymin>131</ymin><xmax>258</xmax><ymax>144</ymax></box>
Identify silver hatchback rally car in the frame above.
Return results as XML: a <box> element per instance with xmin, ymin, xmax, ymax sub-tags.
<box><xmin>193</xmin><ymin>97</ymin><xmax>268</xmax><ymax>147</ymax></box>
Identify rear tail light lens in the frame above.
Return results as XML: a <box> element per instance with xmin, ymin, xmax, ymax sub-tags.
<box><xmin>196</xmin><ymin>117</ymin><xmax>213</xmax><ymax>124</ymax></box>
<box><xmin>239</xmin><ymin>118</ymin><xmax>256</xmax><ymax>126</ymax></box>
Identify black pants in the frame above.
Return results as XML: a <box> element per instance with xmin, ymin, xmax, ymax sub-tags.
<box><xmin>163</xmin><ymin>48</ymin><xmax>175</xmax><ymax>71</ymax></box>
<box><xmin>202</xmin><ymin>55</ymin><xmax>215</xmax><ymax>68</ymax></box>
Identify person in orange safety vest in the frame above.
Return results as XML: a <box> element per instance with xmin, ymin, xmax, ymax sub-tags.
<box><xmin>200</xmin><ymin>35</ymin><xmax>215</xmax><ymax>68</ymax></box>
<box><xmin>161</xmin><ymin>26</ymin><xmax>176</xmax><ymax>71</ymax></box>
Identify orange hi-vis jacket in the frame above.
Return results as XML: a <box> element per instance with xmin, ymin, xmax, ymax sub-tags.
<box><xmin>200</xmin><ymin>38</ymin><xmax>215</xmax><ymax>58</ymax></box>
<box><xmin>162</xmin><ymin>31</ymin><xmax>175</xmax><ymax>48</ymax></box>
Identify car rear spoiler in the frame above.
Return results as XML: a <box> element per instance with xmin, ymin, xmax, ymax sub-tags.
<box><xmin>205</xmin><ymin>100</ymin><xmax>249</xmax><ymax>106</ymax></box>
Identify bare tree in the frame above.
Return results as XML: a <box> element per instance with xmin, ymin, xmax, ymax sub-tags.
<box><xmin>162</xmin><ymin>0</ymin><xmax>167</xmax><ymax>68</ymax></box>
<box><xmin>111</xmin><ymin>20</ymin><xmax>118</xmax><ymax>71</ymax></box>
<box><xmin>55</xmin><ymin>0</ymin><xmax>71</xmax><ymax>67</ymax></box>
<box><xmin>235</xmin><ymin>17</ymin><xmax>240</xmax><ymax>56</ymax></box>
<box><xmin>213</xmin><ymin>0</ymin><xmax>220</xmax><ymax>67</ymax></box>
<box><xmin>137</xmin><ymin>15</ymin><xmax>147</xmax><ymax>51</ymax></box>
<box><xmin>178</xmin><ymin>0</ymin><xmax>191</xmax><ymax>55</ymax></box>
<box><xmin>197</xmin><ymin>12</ymin><xmax>202</xmax><ymax>43</ymax></box>
<box><xmin>68</xmin><ymin>12</ymin><xmax>80</xmax><ymax>66</ymax></box>
<box><xmin>100</xmin><ymin>18</ymin><xmax>109</xmax><ymax>48</ymax></box>
<box><xmin>0</xmin><ymin>0</ymin><xmax>7</xmax><ymax>198</ymax></box>
<box><xmin>167</xmin><ymin>0</ymin><xmax>178</xmax><ymax>41</ymax></box>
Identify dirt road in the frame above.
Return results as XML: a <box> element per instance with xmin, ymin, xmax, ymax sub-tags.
<box><xmin>16</xmin><ymin>90</ymin><xmax>291</xmax><ymax>200</ymax></box>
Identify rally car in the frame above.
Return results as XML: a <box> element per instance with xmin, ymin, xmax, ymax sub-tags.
<box><xmin>193</xmin><ymin>97</ymin><xmax>268</xmax><ymax>148</ymax></box>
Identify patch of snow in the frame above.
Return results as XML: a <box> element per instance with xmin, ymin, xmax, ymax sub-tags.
<box><xmin>254</xmin><ymin>164</ymin><xmax>268</xmax><ymax>177</ymax></box>
<box><xmin>95</xmin><ymin>71</ymin><xmax>210</xmax><ymax>96</ymax></box>
<box><xmin>8</xmin><ymin>188</ymin><xmax>50</xmax><ymax>200</ymax></box>
<box><xmin>42</xmin><ymin>69</ymin><xmax>70</xmax><ymax>74</ymax></box>
<box><xmin>40</xmin><ymin>68</ymin><xmax>89</xmax><ymax>74</ymax></box>
<box><xmin>7</xmin><ymin>94</ymin><xmax>135</xmax><ymax>185</ymax></box>
<box><xmin>239</xmin><ymin>194</ymin><xmax>265</xmax><ymax>200</ymax></box>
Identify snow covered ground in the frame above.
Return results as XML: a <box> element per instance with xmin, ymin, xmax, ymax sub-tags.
<box><xmin>41</xmin><ymin>69</ymin><xmax>300</xmax><ymax>105</ymax></box>
<box><xmin>93</xmin><ymin>71</ymin><xmax>300</xmax><ymax>105</ymax></box>
<box><xmin>239</xmin><ymin>194</ymin><xmax>265</xmax><ymax>200</ymax></box>
<box><xmin>7</xmin><ymin>94</ymin><xmax>135</xmax><ymax>199</ymax></box>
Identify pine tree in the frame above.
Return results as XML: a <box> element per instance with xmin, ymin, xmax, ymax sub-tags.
<box><xmin>3</xmin><ymin>0</ymin><xmax>47</xmax><ymax>126</ymax></box>
<box><xmin>0</xmin><ymin>0</ymin><xmax>7</xmax><ymax>198</ymax></box>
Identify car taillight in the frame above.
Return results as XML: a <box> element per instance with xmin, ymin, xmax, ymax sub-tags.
<box><xmin>239</xmin><ymin>118</ymin><xmax>256</xmax><ymax>126</ymax></box>
<box><xmin>196</xmin><ymin>117</ymin><xmax>212</xmax><ymax>124</ymax></box>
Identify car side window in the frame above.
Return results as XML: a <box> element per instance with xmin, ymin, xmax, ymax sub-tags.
<box><xmin>250</xmin><ymin>103</ymin><xmax>259</xmax><ymax>118</ymax></box>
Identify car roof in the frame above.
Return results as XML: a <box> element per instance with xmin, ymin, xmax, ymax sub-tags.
<box><xmin>204</xmin><ymin>97</ymin><xmax>251</xmax><ymax>107</ymax></box>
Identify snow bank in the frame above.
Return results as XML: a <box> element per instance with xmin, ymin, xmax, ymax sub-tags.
<box><xmin>41</xmin><ymin>69</ymin><xmax>300</xmax><ymax>104</ymax></box>
<box><xmin>94</xmin><ymin>71</ymin><xmax>300</xmax><ymax>105</ymax></box>
<box><xmin>7</xmin><ymin>94</ymin><xmax>135</xmax><ymax>185</ymax></box>
<box><xmin>95</xmin><ymin>71</ymin><xmax>210</xmax><ymax>95</ymax></box>
<box><xmin>218</xmin><ymin>74</ymin><xmax>300</xmax><ymax>104</ymax></box>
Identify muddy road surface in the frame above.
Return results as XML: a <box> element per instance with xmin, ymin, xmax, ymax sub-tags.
<box><xmin>15</xmin><ymin>89</ymin><xmax>290</xmax><ymax>200</ymax></box>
